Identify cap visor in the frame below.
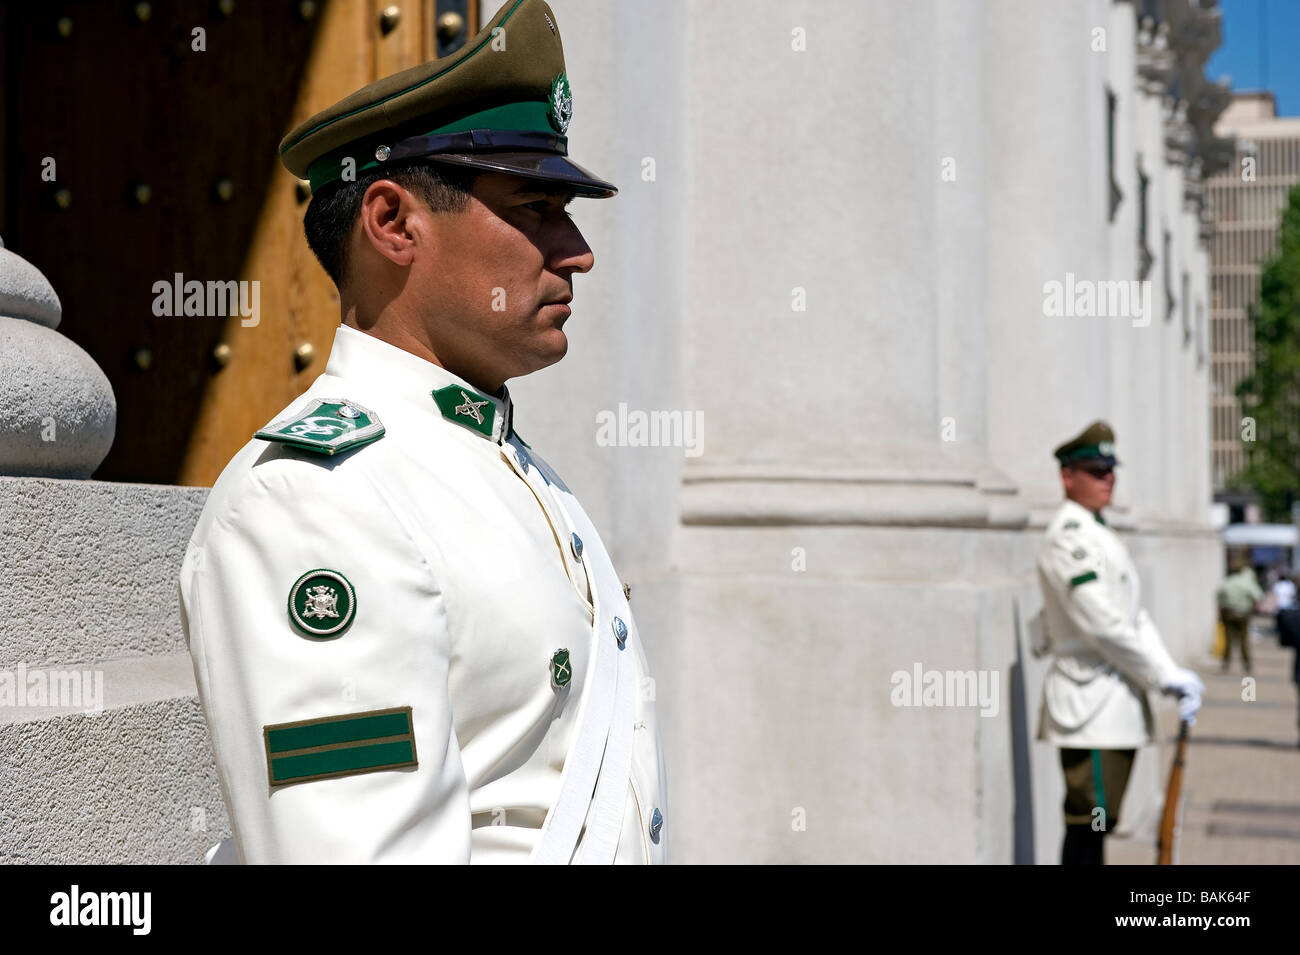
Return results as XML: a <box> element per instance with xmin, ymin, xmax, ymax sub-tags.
<box><xmin>426</xmin><ymin>151</ymin><xmax>617</xmax><ymax>198</ymax></box>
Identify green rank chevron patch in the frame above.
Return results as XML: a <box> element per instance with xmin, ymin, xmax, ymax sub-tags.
<box><xmin>264</xmin><ymin>706</ymin><xmax>417</xmax><ymax>787</ymax></box>
<box><xmin>255</xmin><ymin>398</ymin><xmax>385</xmax><ymax>455</ymax></box>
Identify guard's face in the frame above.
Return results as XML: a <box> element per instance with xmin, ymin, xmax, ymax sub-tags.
<box><xmin>1062</xmin><ymin>463</ymin><xmax>1115</xmax><ymax>511</ymax></box>
<box><xmin>413</xmin><ymin>170</ymin><xmax>594</xmax><ymax>387</ymax></box>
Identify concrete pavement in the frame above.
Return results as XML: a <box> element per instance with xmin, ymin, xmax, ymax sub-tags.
<box><xmin>1109</xmin><ymin>623</ymin><xmax>1300</xmax><ymax>865</ymax></box>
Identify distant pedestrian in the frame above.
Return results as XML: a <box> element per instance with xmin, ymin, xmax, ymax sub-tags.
<box><xmin>1271</xmin><ymin>565</ymin><xmax>1296</xmax><ymax>611</ymax></box>
<box><xmin>1276</xmin><ymin>575</ymin><xmax>1300</xmax><ymax>747</ymax></box>
<box><xmin>1217</xmin><ymin>560</ymin><xmax>1263</xmax><ymax>674</ymax></box>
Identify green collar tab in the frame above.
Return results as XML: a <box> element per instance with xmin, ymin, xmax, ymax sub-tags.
<box><xmin>432</xmin><ymin>384</ymin><xmax>496</xmax><ymax>438</ymax></box>
<box><xmin>255</xmin><ymin>398</ymin><xmax>385</xmax><ymax>455</ymax></box>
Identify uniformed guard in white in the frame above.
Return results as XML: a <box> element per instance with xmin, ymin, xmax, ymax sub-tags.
<box><xmin>1035</xmin><ymin>421</ymin><xmax>1202</xmax><ymax>865</ymax></box>
<box><xmin>179</xmin><ymin>0</ymin><xmax>667</xmax><ymax>864</ymax></box>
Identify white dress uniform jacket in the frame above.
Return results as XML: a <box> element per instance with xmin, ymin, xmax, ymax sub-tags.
<box><xmin>179</xmin><ymin>324</ymin><xmax>668</xmax><ymax>863</ymax></box>
<box><xmin>1036</xmin><ymin>499</ymin><xmax>1180</xmax><ymax>749</ymax></box>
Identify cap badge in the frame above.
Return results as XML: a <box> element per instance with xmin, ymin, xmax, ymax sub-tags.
<box><xmin>549</xmin><ymin>72</ymin><xmax>572</xmax><ymax>134</ymax></box>
<box><xmin>1098</xmin><ymin>441</ymin><xmax>1114</xmax><ymax>456</ymax></box>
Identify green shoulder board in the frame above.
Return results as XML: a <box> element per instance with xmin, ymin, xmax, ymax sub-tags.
<box><xmin>255</xmin><ymin>398</ymin><xmax>385</xmax><ymax>455</ymax></box>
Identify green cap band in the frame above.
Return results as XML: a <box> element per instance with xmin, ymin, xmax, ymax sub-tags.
<box><xmin>306</xmin><ymin>100</ymin><xmax>564</xmax><ymax>192</ymax></box>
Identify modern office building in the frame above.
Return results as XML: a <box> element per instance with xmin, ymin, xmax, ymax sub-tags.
<box><xmin>1207</xmin><ymin>92</ymin><xmax>1300</xmax><ymax>507</ymax></box>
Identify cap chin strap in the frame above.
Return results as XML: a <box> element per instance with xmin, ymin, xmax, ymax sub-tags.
<box><xmin>381</xmin><ymin>128</ymin><xmax>568</xmax><ymax>163</ymax></box>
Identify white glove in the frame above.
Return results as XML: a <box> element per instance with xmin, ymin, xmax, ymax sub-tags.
<box><xmin>1160</xmin><ymin>667</ymin><xmax>1205</xmax><ymax>726</ymax></box>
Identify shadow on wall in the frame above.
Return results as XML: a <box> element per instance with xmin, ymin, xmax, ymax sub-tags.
<box><xmin>1010</xmin><ymin>596</ymin><xmax>1037</xmax><ymax>864</ymax></box>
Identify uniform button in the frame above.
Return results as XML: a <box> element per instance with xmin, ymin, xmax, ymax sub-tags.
<box><xmin>570</xmin><ymin>533</ymin><xmax>583</xmax><ymax>560</ymax></box>
<box><xmin>649</xmin><ymin>808</ymin><xmax>663</xmax><ymax>843</ymax></box>
<box><xmin>612</xmin><ymin>616</ymin><xmax>627</xmax><ymax>647</ymax></box>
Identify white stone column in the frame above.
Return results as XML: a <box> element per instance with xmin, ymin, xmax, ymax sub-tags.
<box><xmin>985</xmin><ymin>0</ymin><xmax>1113</xmax><ymax>515</ymax></box>
<box><xmin>668</xmin><ymin>0</ymin><xmax>1030</xmax><ymax>863</ymax></box>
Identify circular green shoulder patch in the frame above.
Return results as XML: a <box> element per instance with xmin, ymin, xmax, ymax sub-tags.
<box><xmin>288</xmin><ymin>569</ymin><xmax>356</xmax><ymax>638</ymax></box>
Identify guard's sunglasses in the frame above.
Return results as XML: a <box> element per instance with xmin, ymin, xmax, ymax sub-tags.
<box><xmin>1076</xmin><ymin>464</ymin><xmax>1115</xmax><ymax>479</ymax></box>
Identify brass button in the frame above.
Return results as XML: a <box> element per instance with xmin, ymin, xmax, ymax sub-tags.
<box><xmin>436</xmin><ymin>11</ymin><xmax>465</xmax><ymax>43</ymax></box>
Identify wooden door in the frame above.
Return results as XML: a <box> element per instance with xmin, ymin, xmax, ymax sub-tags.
<box><xmin>2</xmin><ymin>0</ymin><xmax>477</xmax><ymax>486</ymax></box>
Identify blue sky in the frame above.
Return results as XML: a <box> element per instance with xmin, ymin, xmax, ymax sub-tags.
<box><xmin>1207</xmin><ymin>0</ymin><xmax>1300</xmax><ymax>116</ymax></box>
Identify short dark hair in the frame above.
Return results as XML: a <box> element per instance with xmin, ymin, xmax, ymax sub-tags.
<box><xmin>302</xmin><ymin>160</ymin><xmax>480</xmax><ymax>288</ymax></box>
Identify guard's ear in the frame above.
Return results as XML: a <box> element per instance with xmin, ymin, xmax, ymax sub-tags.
<box><xmin>358</xmin><ymin>179</ymin><xmax>425</xmax><ymax>268</ymax></box>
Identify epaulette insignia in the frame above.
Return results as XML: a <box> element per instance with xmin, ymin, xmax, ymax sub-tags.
<box><xmin>1062</xmin><ymin>520</ymin><xmax>1080</xmax><ymax>530</ymax></box>
<box><xmin>255</xmin><ymin>398</ymin><xmax>384</xmax><ymax>455</ymax></box>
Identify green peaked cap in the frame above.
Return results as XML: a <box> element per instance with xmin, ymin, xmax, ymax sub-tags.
<box><xmin>279</xmin><ymin>0</ymin><xmax>615</xmax><ymax>197</ymax></box>
<box><xmin>1053</xmin><ymin>420</ymin><xmax>1120</xmax><ymax>467</ymax></box>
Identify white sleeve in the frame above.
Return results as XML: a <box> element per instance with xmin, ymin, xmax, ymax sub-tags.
<box><xmin>1129</xmin><ymin>607</ymin><xmax>1186</xmax><ymax>689</ymax></box>
<box><xmin>1038</xmin><ymin>533</ymin><xmax>1171</xmax><ymax>691</ymax></box>
<box><xmin>180</xmin><ymin>456</ymin><xmax>471</xmax><ymax>863</ymax></box>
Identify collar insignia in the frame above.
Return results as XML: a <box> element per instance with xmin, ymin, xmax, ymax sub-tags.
<box><xmin>454</xmin><ymin>390</ymin><xmax>490</xmax><ymax>425</ymax></box>
<box><xmin>432</xmin><ymin>384</ymin><xmax>496</xmax><ymax>437</ymax></box>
